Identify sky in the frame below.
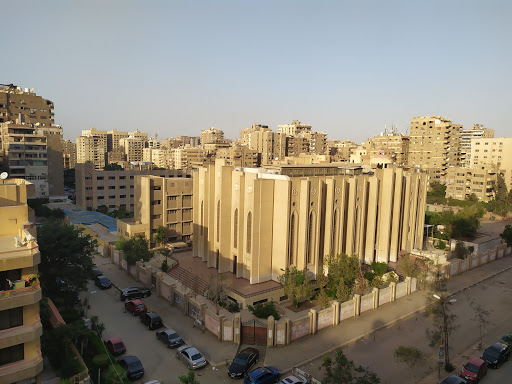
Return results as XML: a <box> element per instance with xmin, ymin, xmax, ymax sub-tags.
<box><xmin>2</xmin><ymin>0</ymin><xmax>511</xmax><ymax>142</ymax></box>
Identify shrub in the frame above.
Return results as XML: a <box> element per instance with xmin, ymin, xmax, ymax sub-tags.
<box><xmin>248</xmin><ymin>300</ymin><xmax>281</xmax><ymax>320</ymax></box>
<box><xmin>92</xmin><ymin>354</ymin><xmax>109</xmax><ymax>369</ymax></box>
<box><xmin>227</xmin><ymin>302</ymin><xmax>240</xmax><ymax>313</ymax></box>
<box><xmin>161</xmin><ymin>258</ymin><xmax>169</xmax><ymax>272</ymax></box>
<box><xmin>436</xmin><ymin>240</ymin><xmax>446</xmax><ymax>250</ymax></box>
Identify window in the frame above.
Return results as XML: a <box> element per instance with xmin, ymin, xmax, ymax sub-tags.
<box><xmin>97</xmin><ymin>177</ymin><xmax>104</xmax><ymax>181</ymax></box>
<box><xmin>109</xmin><ymin>186</ymin><xmax>116</xmax><ymax>189</ymax></box>
<box><xmin>151</xmin><ymin>200</ymin><xmax>161</xmax><ymax>205</ymax></box>
<box><xmin>246</xmin><ymin>212</ymin><xmax>252</xmax><ymax>253</ymax></box>
<box><xmin>200</xmin><ymin>201</ymin><xmax>204</xmax><ymax>236</ymax></box>
<box><xmin>152</xmin><ymin>214</ymin><xmax>161</xmax><ymax>219</ymax></box>
<box><xmin>168</xmin><ymin>196</ymin><xmax>177</xmax><ymax>201</ymax></box>
<box><xmin>289</xmin><ymin>213</ymin><xmax>296</xmax><ymax>265</ymax></box>
<box><xmin>97</xmin><ymin>186</ymin><xmax>104</xmax><ymax>190</ymax></box>
<box><xmin>108</xmin><ymin>176</ymin><xmax>115</xmax><ymax>180</ymax></box>
<box><xmin>307</xmin><ymin>211</ymin><xmax>315</xmax><ymax>265</ymax></box>
<box><xmin>233</xmin><ymin>209</ymin><xmax>238</xmax><ymax>248</ymax></box>
<box><xmin>152</xmin><ymin>186</ymin><xmax>161</xmax><ymax>190</ymax></box>
<box><xmin>216</xmin><ymin>201</ymin><xmax>221</xmax><ymax>242</ymax></box>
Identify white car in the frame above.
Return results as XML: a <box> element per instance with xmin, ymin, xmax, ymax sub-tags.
<box><xmin>176</xmin><ymin>345</ymin><xmax>207</xmax><ymax>370</ymax></box>
<box><xmin>278</xmin><ymin>374</ymin><xmax>309</xmax><ymax>384</ymax></box>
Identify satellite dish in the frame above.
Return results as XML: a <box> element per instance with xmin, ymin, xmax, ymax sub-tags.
<box><xmin>0</xmin><ymin>172</ymin><xmax>8</xmax><ymax>180</ymax></box>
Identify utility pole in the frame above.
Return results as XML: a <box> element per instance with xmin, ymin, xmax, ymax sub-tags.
<box><xmin>433</xmin><ymin>294</ymin><xmax>456</xmax><ymax>369</ymax></box>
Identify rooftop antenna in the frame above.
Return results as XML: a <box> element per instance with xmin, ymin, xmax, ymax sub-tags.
<box><xmin>0</xmin><ymin>172</ymin><xmax>9</xmax><ymax>180</ymax></box>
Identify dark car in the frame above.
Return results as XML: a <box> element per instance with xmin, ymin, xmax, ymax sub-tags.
<box><xmin>439</xmin><ymin>376</ymin><xmax>467</xmax><ymax>384</ymax></box>
<box><xmin>120</xmin><ymin>287</ymin><xmax>151</xmax><ymax>301</ymax></box>
<box><xmin>91</xmin><ymin>267</ymin><xmax>103</xmax><ymax>279</ymax></box>
<box><xmin>481</xmin><ymin>343</ymin><xmax>510</xmax><ymax>368</ymax></box>
<box><xmin>156</xmin><ymin>328</ymin><xmax>183</xmax><ymax>348</ymax></box>
<box><xmin>228</xmin><ymin>347</ymin><xmax>260</xmax><ymax>379</ymax></box>
<box><xmin>244</xmin><ymin>366</ymin><xmax>280</xmax><ymax>384</ymax></box>
<box><xmin>95</xmin><ymin>275</ymin><xmax>112</xmax><ymax>289</ymax></box>
<box><xmin>104</xmin><ymin>337</ymin><xmax>126</xmax><ymax>356</ymax></box>
<box><xmin>117</xmin><ymin>355</ymin><xmax>144</xmax><ymax>380</ymax></box>
<box><xmin>125</xmin><ymin>299</ymin><xmax>147</xmax><ymax>316</ymax></box>
<box><xmin>139</xmin><ymin>312</ymin><xmax>162</xmax><ymax>330</ymax></box>
<box><xmin>459</xmin><ymin>358</ymin><xmax>487</xmax><ymax>383</ymax></box>
<box><xmin>500</xmin><ymin>334</ymin><xmax>512</xmax><ymax>347</ymax></box>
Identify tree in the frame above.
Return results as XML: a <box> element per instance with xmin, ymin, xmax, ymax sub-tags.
<box><xmin>469</xmin><ymin>299</ymin><xmax>491</xmax><ymax>350</ymax></box>
<box><xmin>103</xmin><ymin>163</ymin><xmax>123</xmax><ymax>171</ymax></box>
<box><xmin>96</xmin><ymin>205</ymin><xmax>109</xmax><ymax>215</ymax></box>
<box><xmin>153</xmin><ymin>225</ymin><xmax>167</xmax><ymax>248</ymax></box>
<box><xmin>179</xmin><ymin>370</ymin><xmax>200</xmax><ymax>384</ymax></box>
<box><xmin>115</xmin><ymin>235</ymin><xmax>153</xmax><ymax>265</ymax></box>
<box><xmin>316</xmin><ymin>271</ymin><xmax>331</xmax><ymax>309</ymax></box>
<box><xmin>111</xmin><ymin>204</ymin><xmax>133</xmax><ymax>219</ymax></box>
<box><xmin>453</xmin><ymin>241</ymin><xmax>470</xmax><ymax>260</ymax></box>
<box><xmin>278</xmin><ymin>267</ymin><xmax>314</xmax><ymax>308</ymax></box>
<box><xmin>324</xmin><ymin>253</ymin><xmax>360</xmax><ymax>302</ymax></box>
<box><xmin>38</xmin><ymin>220</ymin><xmax>96</xmax><ymax>295</ymax></box>
<box><xmin>451</xmin><ymin>215</ymin><xmax>479</xmax><ymax>238</ymax></box>
<box><xmin>319</xmin><ymin>348</ymin><xmax>380</xmax><ymax>384</ymax></box>
<box><xmin>394</xmin><ymin>346</ymin><xmax>429</xmax><ymax>383</ymax></box>
<box><xmin>500</xmin><ymin>225</ymin><xmax>512</xmax><ymax>247</ymax></box>
<box><xmin>204</xmin><ymin>273</ymin><xmax>229</xmax><ymax>315</ymax></box>
<box><xmin>426</xmin><ymin>182</ymin><xmax>447</xmax><ymax>205</ymax></box>
<box><xmin>397</xmin><ymin>255</ymin><xmax>420</xmax><ymax>278</ymax></box>
<box><xmin>495</xmin><ymin>175</ymin><xmax>509</xmax><ymax>202</ymax></box>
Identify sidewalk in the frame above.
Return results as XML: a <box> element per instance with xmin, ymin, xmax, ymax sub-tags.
<box><xmin>94</xmin><ymin>253</ymin><xmax>512</xmax><ymax>375</ymax></box>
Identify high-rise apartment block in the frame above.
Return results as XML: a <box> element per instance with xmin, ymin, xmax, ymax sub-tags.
<box><xmin>278</xmin><ymin>120</ymin><xmax>327</xmax><ymax>156</ymax></box>
<box><xmin>200</xmin><ymin>127</ymin><xmax>225</xmax><ymax>144</ymax></box>
<box><xmin>119</xmin><ymin>136</ymin><xmax>145</xmax><ymax>162</ymax></box>
<box><xmin>216</xmin><ymin>143</ymin><xmax>260</xmax><ymax>167</ymax></box>
<box><xmin>117</xmin><ymin>176</ymin><xmax>193</xmax><ymax>243</ymax></box>
<box><xmin>445</xmin><ymin>164</ymin><xmax>498</xmax><ymax>202</ymax></box>
<box><xmin>326</xmin><ymin>140</ymin><xmax>358</xmax><ymax>162</ymax></box>
<box><xmin>460</xmin><ymin>124</ymin><xmax>494</xmax><ymax>167</ymax></box>
<box><xmin>408</xmin><ymin>116</ymin><xmax>463</xmax><ymax>182</ymax></box>
<box><xmin>62</xmin><ymin>139</ymin><xmax>77</xmax><ymax>169</ymax></box>
<box><xmin>469</xmin><ymin>138</ymin><xmax>512</xmax><ymax>191</ymax></box>
<box><xmin>364</xmin><ymin>130</ymin><xmax>410</xmax><ymax>166</ymax></box>
<box><xmin>193</xmin><ymin>161</ymin><xmax>427</xmax><ymax>285</ymax></box>
<box><xmin>0</xmin><ymin>179</ymin><xmax>43</xmax><ymax>383</ymax></box>
<box><xmin>143</xmin><ymin>148</ymin><xmax>174</xmax><ymax>169</ymax></box>
<box><xmin>76</xmin><ymin>134</ymin><xmax>107</xmax><ymax>169</ymax></box>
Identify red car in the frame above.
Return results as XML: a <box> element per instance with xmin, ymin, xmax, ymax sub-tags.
<box><xmin>104</xmin><ymin>337</ymin><xmax>126</xmax><ymax>356</ymax></box>
<box><xmin>125</xmin><ymin>299</ymin><xmax>147</xmax><ymax>316</ymax></box>
<box><xmin>460</xmin><ymin>357</ymin><xmax>487</xmax><ymax>383</ymax></box>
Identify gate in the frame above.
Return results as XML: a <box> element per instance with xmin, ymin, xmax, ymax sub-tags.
<box><xmin>241</xmin><ymin>319</ymin><xmax>267</xmax><ymax>345</ymax></box>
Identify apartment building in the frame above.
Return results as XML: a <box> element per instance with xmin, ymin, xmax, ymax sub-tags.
<box><xmin>200</xmin><ymin>127</ymin><xmax>225</xmax><ymax>144</ymax></box>
<box><xmin>408</xmin><ymin>116</ymin><xmax>463</xmax><ymax>182</ymax></box>
<box><xmin>460</xmin><ymin>125</ymin><xmax>495</xmax><ymax>167</ymax></box>
<box><xmin>143</xmin><ymin>148</ymin><xmax>174</xmax><ymax>169</ymax></box>
<box><xmin>62</xmin><ymin>139</ymin><xmax>77</xmax><ymax>169</ymax></box>
<box><xmin>247</xmin><ymin>129</ymin><xmax>286</xmax><ymax>165</ymax></box>
<box><xmin>76</xmin><ymin>134</ymin><xmax>107</xmax><ymax>169</ymax></box>
<box><xmin>119</xmin><ymin>136</ymin><xmax>145</xmax><ymax>162</ymax></box>
<box><xmin>75</xmin><ymin>162</ymin><xmax>189</xmax><ymax>212</ymax></box>
<box><xmin>239</xmin><ymin>124</ymin><xmax>270</xmax><ymax>147</ymax></box>
<box><xmin>216</xmin><ymin>143</ymin><xmax>260</xmax><ymax>168</ymax></box>
<box><xmin>0</xmin><ymin>179</ymin><xmax>43</xmax><ymax>383</ymax></box>
<box><xmin>326</xmin><ymin>140</ymin><xmax>358</xmax><ymax>162</ymax></box>
<box><xmin>469</xmin><ymin>137</ymin><xmax>512</xmax><ymax>191</ymax></box>
<box><xmin>278</xmin><ymin>120</ymin><xmax>327</xmax><ymax>156</ymax></box>
<box><xmin>1</xmin><ymin>123</ymin><xmax>49</xmax><ymax>198</ymax></box>
<box><xmin>36</xmin><ymin>126</ymin><xmax>64</xmax><ymax>196</ymax></box>
<box><xmin>365</xmin><ymin>131</ymin><xmax>409</xmax><ymax>166</ymax></box>
<box><xmin>445</xmin><ymin>164</ymin><xmax>498</xmax><ymax>202</ymax></box>
<box><xmin>117</xmin><ymin>175</ymin><xmax>193</xmax><ymax>244</ymax></box>
<box><xmin>193</xmin><ymin>160</ymin><xmax>427</xmax><ymax>285</ymax></box>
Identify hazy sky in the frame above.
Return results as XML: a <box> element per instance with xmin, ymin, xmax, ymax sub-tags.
<box><xmin>3</xmin><ymin>1</ymin><xmax>511</xmax><ymax>142</ymax></box>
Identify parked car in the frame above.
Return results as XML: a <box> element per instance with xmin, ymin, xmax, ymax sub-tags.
<box><xmin>244</xmin><ymin>366</ymin><xmax>280</xmax><ymax>384</ymax></box>
<box><xmin>95</xmin><ymin>275</ymin><xmax>112</xmax><ymax>289</ymax></box>
<box><xmin>156</xmin><ymin>328</ymin><xmax>183</xmax><ymax>348</ymax></box>
<box><xmin>439</xmin><ymin>376</ymin><xmax>467</xmax><ymax>384</ymax></box>
<box><xmin>91</xmin><ymin>267</ymin><xmax>103</xmax><ymax>279</ymax></box>
<box><xmin>459</xmin><ymin>358</ymin><xmax>487</xmax><ymax>383</ymax></box>
<box><xmin>117</xmin><ymin>355</ymin><xmax>144</xmax><ymax>380</ymax></box>
<box><xmin>500</xmin><ymin>334</ymin><xmax>512</xmax><ymax>346</ymax></box>
<box><xmin>228</xmin><ymin>347</ymin><xmax>260</xmax><ymax>378</ymax></box>
<box><xmin>104</xmin><ymin>337</ymin><xmax>126</xmax><ymax>356</ymax></box>
<box><xmin>120</xmin><ymin>286</ymin><xmax>151</xmax><ymax>301</ymax></box>
<box><xmin>481</xmin><ymin>343</ymin><xmax>510</xmax><ymax>368</ymax></box>
<box><xmin>125</xmin><ymin>299</ymin><xmax>147</xmax><ymax>316</ymax></box>
<box><xmin>139</xmin><ymin>312</ymin><xmax>162</xmax><ymax>330</ymax></box>
<box><xmin>176</xmin><ymin>345</ymin><xmax>207</xmax><ymax>370</ymax></box>
<box><xmin>277</xmin><ymin>373</ymin><xmax>309</xmax><ymax>384</ymax></box>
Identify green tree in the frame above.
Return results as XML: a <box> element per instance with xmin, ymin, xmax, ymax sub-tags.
<box><xmin>320</xmin><ymin>348</ymin><xmax>380</xmax><ymax>384</ymax></box>
<box><xmin>37</xmin><ymin>220</ymin><xmax>96</xmax><ymax>295</ymax></box>
<box><xmin>103</xmin><ymin>163</ymin><xmax>123</xmax><ymax>171</ymax></box>
<box><xmin>453</xmin><ymin>240</ymin><xmax>469</xmax><ymax>259</ymax></box>
<box><xmin>278</xmin><ymin>267</ymin><xmax>314</xmax><ymax>307</ymax></box>
<box><xmin>500</xmin><ymin>225</ymin><xmax>512</xmax><ymax>247</ymax></box>
<box><xmin>179</xmin><ymin>370</ymin><xmax>200</xmax><ymax>384</ymax></box>
<box><xmin>451</xmin><ymin>215</ymin><xmax>479</xmax><ymax>238</ymax></box>
<box><xmin>153</xmin><ymin>225</ymin><xmax>167</xmax><ymax>248</ymax></box>
<box><xmin>111</xmin><ymin>205</ymin><xmax>133</xmax><ymax>219</ymax></box>
<box><xmin>426</xmin><ymin>182</ymin><xmax>447</xmax><ymax>205</ymax></box>
<box><xmin>495</xmin><ymin>175</ymin><xmax>509</xmax><ymax>201</ymax></box>
<box><xmin>394</xmin><ymin>346</ymin><xmax>429</xmax><ymax>384</ymax></box>
<box><xmin>397</xmin><ymin>256</ymin><xmax>420</xmax><ymax>278</ymax></box>
<box><xmin>115</xmin><ymin>235</ymin><xmax>153</xmax><ymax>265</ymax></box>
<box><xmin>96</xmin><ymin>205</ymin><xmax>109</xmax><ymax>215</ymax></box>
<box><xmin>324</xmin><ymin>253</ymin><xmax>360</xmax><ymax>302</ymax></box>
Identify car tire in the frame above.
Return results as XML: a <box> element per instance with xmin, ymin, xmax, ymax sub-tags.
<box><xmin>188</xmin><ymin>363</ymin><xmax>192</xmax><ymax>369</ymax></box>
<box><xmin>147</xmin><ymin>325</ymin><xmax>151</xmax><ymax>330</ymax></box>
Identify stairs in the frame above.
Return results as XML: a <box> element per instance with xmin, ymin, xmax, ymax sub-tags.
<box><xmin>167</xmin><ymin>265</ymin><xmax>207</xmax><ymax>295</ymax></box>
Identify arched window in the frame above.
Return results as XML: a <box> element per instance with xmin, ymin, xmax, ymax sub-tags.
<box><xmin>331</xmin><ymin>208</ymin><xmax>338</xmax><ymax>253</ymax></box>
<box><xmin>216</xmin><ymin>200</ymin><xmax>220</xmax><ymax>242</ymax></box>
<box><xmin>307</xmin><ymin>211</ymin><xmax>316</xmax><ymax>265</ymax></box>
<box><xmin>233</xmin><ymin>209</ymin><xmax>238</xmax><ymax>248</ymax></box>
<box><xmin>246</xmin><ymin>212</ymin><xmax>252</xmax><ymax>253</ymax></box>
<box><xmin>288</xmin><ymin>213</ymin><xmax>296</xmax><ymax>266</ymax></box>
<box><xmin>200</xmin><ymin>201</ymin><xmax>204</xmax><ymax>236</ymax></box>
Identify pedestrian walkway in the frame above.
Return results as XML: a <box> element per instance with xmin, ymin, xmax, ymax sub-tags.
<box><xmin>94</xmin><ymin>253</ymin><xmax>512</xmax><ymax>376</ymax></box>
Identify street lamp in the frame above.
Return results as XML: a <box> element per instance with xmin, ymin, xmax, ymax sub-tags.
<box><xmin>433</xmin><ymin>294</ymin><xmax>456</xmax><ymax>373</ymax></box>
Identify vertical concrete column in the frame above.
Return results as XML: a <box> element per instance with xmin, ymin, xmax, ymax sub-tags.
<box><xmin>184</xmin><ymin>293</ymin><xmax>190</xmax><ymax>315</ymax></box>
<box><xmin>406</xmin><ymin>277</ymin><xmax>411</xmax><ymax>295</ymax></box>
<box><xmin>468</xmin><ymin>254</ymin><xmax>473</xmax><ymax>269</ymax></box>
<box><xmin>372</xmin><ymin>287</ymin><xmax>379</xmax><ymax>309</ymax></box>
<box><xmin>496</xmin><ymin>245</ymin><xmax>502</xmax><ymax>259</ymax></box>
<box><xmin>145</xmin><ymin>264</ymin><xmax>153</xmax><ymax>288</ymax></box>
<box><xmin>233</xmin><ymin>314</ymin><xmax>241</xmax><ymax>344</ymax></box>
<box><xmin>332</xmin><ymin>301</ymin><xmax>340</xmax><ymax>326</ymax></box>
<box><xmin>309</xmin><ymin>309</ymin><xmax>317</xmax><ymax>335</ymax></box>
<box><xmin>218</xmin><ymin>315</ymin><xmax>225</xmax><ymax>340</ymax></box>
<box><xmin>200</xmin><ymin>303</ymin><xmax>207</xmax><ymax>322</ymax></box>
<box><xmin>267</xmin><ymin>315</ymin><xmax>275</xmax><ymax>346</ymax></box>
<box><xmin>477</xmin><ymin>253</ymin><xmax>481</xmax><ymax>266</ymax></box>
<box><xmin>390</xmin><ymin>282</ymin><xmax>396</xmax><ymax>302</ymax></box>
<box><xmin>285</xmin><ymin>319</ymin><xmax>292</xmax><ymax>345</ymax></box>
<box><xmin>456</xmin><ymin>259</ymin><xmax>462</xmax><ymax>275</ymax></box>
<box><xmin>135</xmin><ymin>261</ymin><xmax>142</xmax><ymax>281</ymax></box>
<box><xmin>353</xmin><ymin>294</ymin><xmax>361</xmax><ymax>317</ymax></box>
<box><xmin>168</xmin><ymin>283</ymin><xmax>176</xmax><ymax>304</ymax></box>
<box><xmin>155</xmin><ymin>271</ymin><xmax>163</xmax><ymax>297</ymax></box>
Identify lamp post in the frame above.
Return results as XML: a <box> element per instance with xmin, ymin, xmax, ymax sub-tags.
<box><xmin>433</xmin><ymin>294</ymin><xmax>456</xmax><ymax>370</ymax></box>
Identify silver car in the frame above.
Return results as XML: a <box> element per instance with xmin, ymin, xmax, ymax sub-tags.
<box><xmin>176</xmin><ymin>345</ymin><xmax>207</xmax><ymax>370</ymax></box>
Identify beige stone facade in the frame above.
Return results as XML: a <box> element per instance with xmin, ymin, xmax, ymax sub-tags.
<box><xmin>75</xmin><ymin>162</ymin><xmax>189</xmax><ymax>212</ymax></box>
<box><xmin>193</xmin><ymin>161</ymin><xmax>427</xmax><ymax>285</ymax></box>
<box><xmin>469</xmin><ymin>137</ymin><xmax>512</xmax><ymax>191</ymax></box>
<box><xmin>76</xmin><ymin>134</ymin><xmax>107</xmax><ymax>169</ymax></box>
<box><xmin>364</xmin><ymin>133</ymin><xmax>409</xmax><ymax>166</ymax></box>
<box><xmin>445</xmin><ymin>164</ymin><xmax>498</xmax><ymax>202</ymax></box>
<box><xmin>117</xmin><ymin>175</ymin><xmax>193</xmax><ymax>244</ymax></box>
<box><xmin>143</xmin><ymin>148</ymin><xmax>174</xmax><ymax>169</ymax></box>
<box><xmin>460</xmin><ymin>124</ymin><xmax>494</xmax><ymax>167</ymax></box>
<box><xmin>216</xmin><ymin>143</ymin><xmax>260</xmax><ymax>167</ymax></box>
<box><xmin>408</xmin><ymin>116</ymin><xmax>463</xmax><ymax>182</ymax></box>
<box><xmin>119</xmin><ymin>136</ymin><xmax>146</xmax><ymax>162</ymax></box>
<box><xmin>62</xmin><ymin>139</ymin><xmax>77</xmax><ymax>169</ymax></box>
<box><xmin>200</xmin><ymin>127</ymin><xmax>225</xmax><ymax>144</ymax></box>
<box><xmin>0</xmin><ymin>179</ymin><xmax>43</xmax><ymax>383</ymax></box>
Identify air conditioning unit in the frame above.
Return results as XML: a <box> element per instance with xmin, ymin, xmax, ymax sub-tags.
<box><xmin>14</xmin><ymin>236</ymin><xmax>22</xmax><ymax>247</ymax></box>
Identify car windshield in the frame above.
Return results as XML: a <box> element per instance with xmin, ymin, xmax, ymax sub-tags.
<box><xmin>191</xmin><ymin>353</ymin><xmax>203</xmax><ymax>361</ymax></box>
<box><xmin>464</xmin><ymin>362</ymin><xmax>479</xmax><ymax>373</ymax></box>
<box><xmin>233</xmin><ymin>356</ymin><xmax>248</xmax><ymax>365</ymax></box>
<box><xmin>136</xmin><ymin>304</ymin><xmax>145</xmax><ymax>309</ymax></box>
<box><xmin>114</xmin><ymin>343</ymin><xmax>124</xmax><ymax>349</ymax></box>
<box><xmin>246</xmin><ymin>376</ymin><xmax>256</xmax><ymax>383</ymax></box>
<box><xmin>484</xmin><ymin>349</ymin><xmax>500</xmax><ymax>359</ymax></box>
<box><xmin>128</xmin><ymin>361</ymin><xmax>141</xmax><ymax>369</ymax></box>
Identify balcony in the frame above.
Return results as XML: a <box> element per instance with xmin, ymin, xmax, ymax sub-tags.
<box><xmin>0</xmin><ymin>352</ymin><xmax>43</xmax><ymax>384</ymax></box>
<box><xmin>0</xmin><ymin>280</ymin><xmax>42</xmax><ymax>311</ymax></box>
<box><xmin>0</xmin><ymin>318</ymin><xmax>43</xmax><ymax>349</ymax></box>
<box><xmin>0</xmin><ymin>237</ymin><xmax>41</xmax><ymax>271</ymax></box>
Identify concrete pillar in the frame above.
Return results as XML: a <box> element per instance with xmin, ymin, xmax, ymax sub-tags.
<box><xmin>353</xmin><ymin>294</ymin><xmax>361</xmax><ymax>317</ymax></box>
<box><xmin>200</xmin><ymin>303</ymin><xmax>207</xmax><ymax>322</ymax></box>
<box><xmin>285</xmin><ymin>319</ymin><xmax>292</xmax><ymax>345</ymax></box>
<box><xmin>184</xmin><ymin>293</ymin><xmax>190</xmax><ymax>315</ymax></box>
<box><xmin>390</xmin><ymin>282</ymin><xmax>396</xmax><ymax>302</ymax></box>
<box><xmin>233</xmin><ymin>314</ymin><xmax>241</xmax><ymax>344</ymax></box>
<box><xmin>332</xmin><ymin>300</ymin><xmax>340</xmax><ymax>326</ymax></box>
<box><xmin>169</xmin><ymin>283</ymin><xmax>176</xmax><ymax>305</ymax></box>
<box><xmin>267</xmin><ymin>315</ymin><xmax>275</xmax><ymax>346</ymax></box>
<box><xmin>406</xmin><ymin>277</ymin><xmax>411</xmax><ymax>295</ymax></box>
<box><xmin>309</xmin><ymin>309</ymin><xmax>317</xmax><ymax>335</ymax></box>
<box><xmin>145</xmin><ymin>264</ymin><xmax>153</xmax><ymax>288</ymax></box>
<box><xmin>372</xmin><ymin>287</ymin><xmax>379</xmax><ymax>309</ymax></box>
<box><xmin>468</xmin><ymin>254</ymin><xmax>473</xmax><ymax>269</ymax></box>
<box><xmin>476</xmin><ymin>253</ymin><xmax>481</xmax><ymax>266</ymax></box>
<box><xmin>456</xmin><ymin>259</ymin><xmax>462</xmax><ymax>275</ymax></box>
<box><xmin>496</xmin><ymin>245</ymin><xmax>502</xmax><ymax>259</ymax></box>
<box><xmin>218</xmin><ymin>315</ymin><xmax>225</xmax><ymax>340</ymax></box>
<box><xmin>155</xmin><ymin>271</ymin><xmax>163</xmax><ymax>297</ymax></box>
